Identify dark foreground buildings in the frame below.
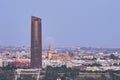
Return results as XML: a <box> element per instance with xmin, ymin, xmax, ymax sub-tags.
<box><xmin>31</xmin><ymin>16</ymin><xmax>42</xmax><ymax>68</ymax></box>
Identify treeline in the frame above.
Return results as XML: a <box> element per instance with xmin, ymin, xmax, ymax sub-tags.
<box><xmin>0</xmin><ymin>65</ymin><xmax>120</xmax><ymax>80</ymax></box>
<box><xmin>78</xmin><ymin>70</ymin><xmax>120</xmax><ymax>80</ymax></box>
<box><xmin>44</xmin><ymin>66</ymin><xmax>120</xmax><ymax>80</ymax></box>
<box><xmin>0</xmin><ymin>66</ymin><xmax>14</xmax><ymax>80</ymax></box>
<box><xmin>44</xmin><ymin>65</ymin><xmax>79</xmax><ymax>80</ymax></box>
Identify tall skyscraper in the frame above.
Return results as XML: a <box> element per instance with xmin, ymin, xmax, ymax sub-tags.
<box><xmin>31</xmin><ymin>16</ymin><xmax>42</xmax><ymax>68</ymax></box>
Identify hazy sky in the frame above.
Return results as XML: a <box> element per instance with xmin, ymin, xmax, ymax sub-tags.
<box><xmin>0</xmin><ymin>0</ymin><xmax>120</xmax><ymax>48</ymax></box>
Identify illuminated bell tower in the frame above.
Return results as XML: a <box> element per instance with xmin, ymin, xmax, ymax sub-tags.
<box><xmin>47</xmin><ymin>46</ymin><xmax>52</xmax><ymax>59</ymax></box>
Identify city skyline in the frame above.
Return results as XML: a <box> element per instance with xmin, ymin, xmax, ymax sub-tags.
<box><xmin>0</xmin><ymin>0</ymin><xmax>120</xmax><ymax>48</ymax></box>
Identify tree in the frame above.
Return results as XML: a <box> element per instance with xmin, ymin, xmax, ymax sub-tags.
<box><xmin>100</xmin><ymin>74</ymin><xmax>107</xmax><ymax>80</ymax></box>
<box><xmin>44</xmin><ymin>66</ymin><xmax>58</xmax><ymax>80</ymax></box>
<box><xmin>0</xmin><ymin>73</ymin><xmax>7</xmax><ymax>80</ymax></box>
<box><xmin>110</xmin><ymin>54</ymin><xmax>118</xmax><ymax>60</ymax></box>
<box><xmin>18</xmin><ymin>75</ymin><xmax>36</xmax><ymax>80</ymax></box>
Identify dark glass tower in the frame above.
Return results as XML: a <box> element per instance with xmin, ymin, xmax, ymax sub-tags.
<box><xmin>31</xmin><ymin>16</ymin><xmax>42</xmax><ymax>68</ymax></box>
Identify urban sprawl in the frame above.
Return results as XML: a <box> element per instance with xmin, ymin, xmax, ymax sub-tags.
<box><xmin>0</xmin><ymin>46</ymin><xmax>120</xmax><ymax>72</ymax></box>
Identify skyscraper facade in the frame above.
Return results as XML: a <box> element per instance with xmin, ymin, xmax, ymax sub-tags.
<box><xmin>31</xmin><ymin>16</ymin><xmax>42</xmax><ymax>68</ymax></box>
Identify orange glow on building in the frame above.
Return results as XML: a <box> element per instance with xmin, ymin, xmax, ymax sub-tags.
<box><xmin>47</xmin><ymin>46</ymin><xmax>52</xmax><ymax>59</ymax></box>
<box><xmin>52</xmin><ymin>54</ymin><xmax>72</xmax><ymax>61</ymax></box>
<box><xmin>47</xmin><ymin>47</ymin><xmax>72</xmax><ymax>61</ymax></box>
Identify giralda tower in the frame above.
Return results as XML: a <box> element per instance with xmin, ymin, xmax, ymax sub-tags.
<box><xmin>31</xmin><ymin>16</ymin><xmax>42</xmax><ymax>68</ymax></box>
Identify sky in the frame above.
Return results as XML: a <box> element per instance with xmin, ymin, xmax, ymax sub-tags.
<box><xmin>0</xmin><ymin>0</ymin><xmax>120</xmax><ymax>48</ymax></box>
